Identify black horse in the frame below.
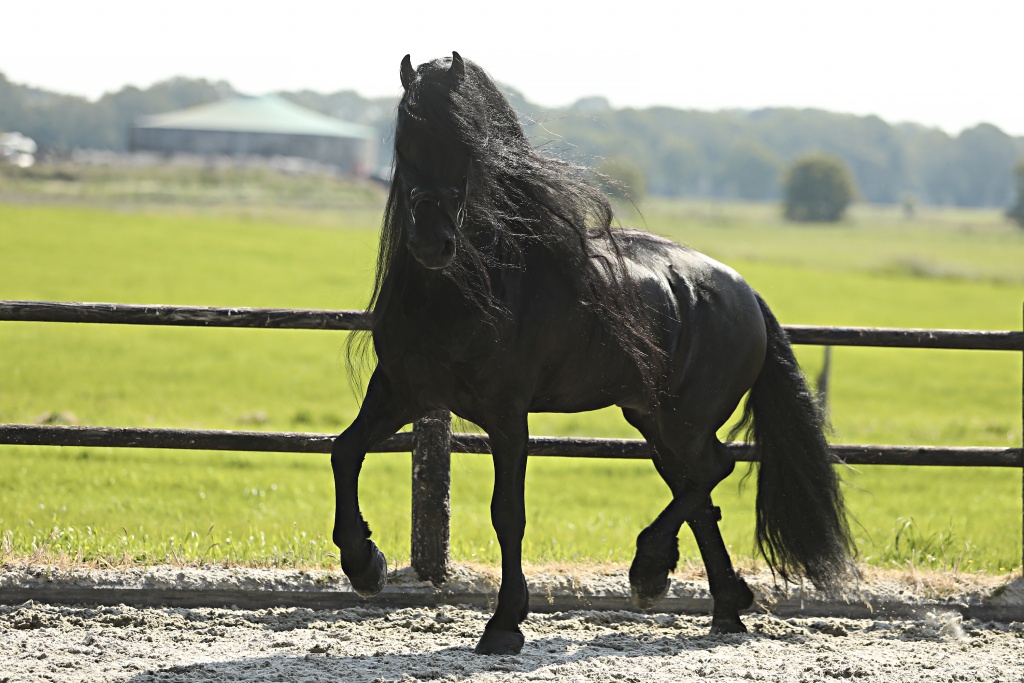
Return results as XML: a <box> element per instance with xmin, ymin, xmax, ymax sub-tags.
<box><xmin>331</xmin><ymin>52</ymin><xmax>853</xmax><ymax>655</ymax></box>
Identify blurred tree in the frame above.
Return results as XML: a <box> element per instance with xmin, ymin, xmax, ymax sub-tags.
<box><xmin>714</xmin><ymin>140</ymin><xmax>783</xmax><ymax>200</ymax></box>
<box><xmin>597</xmin><ymin>155</ymin><xmax>646</xmax><ymax>202</ymax></box>
<box><xmin>748</xmin><ymin>109</ymin><xmax>908</xmax><ymax>203</ymax></box>
<box><xmin>653</xmin><ymin>139</ymin><xmax>702</xmax><ymax>196</ymax></box>
<box><xmin>782</xmin><ymin>153</ymin><xmax>857</xmax><ymax>222</ymax></box>
<box><xmin>4</xmin><ymin>67</ymin><xmax>1024</xmax><ymax>209</ymax></box>
<box><xmin>1008</xmin><ymin>158</ymin><xmax>1024</xmax><ymax>227</ymax></box>
<box><xmin>947</xmin><ymin>124</ymin><xmax>1020</xmax><ymax>207</ymax></box>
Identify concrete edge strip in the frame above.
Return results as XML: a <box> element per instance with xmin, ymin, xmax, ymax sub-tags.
<box><xmin>1</xmin><ymin>587</ymin><xmax>1019</xmax><ymax>623</ymax></box>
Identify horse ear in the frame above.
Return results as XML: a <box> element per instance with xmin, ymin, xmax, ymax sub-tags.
<box><xmin>400</xmin><ymin>54</ymin><xmax>415</xmax><ymax>91</ymax></box>
<box><xmin>446</xmin><ymin>51</ymin><xmax>465</xmax><ymax>84</ymax></box>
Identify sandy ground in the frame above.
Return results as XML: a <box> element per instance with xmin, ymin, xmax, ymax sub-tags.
<box><xmin>2</xmin><ymin>564</ymin><xmax>1023</xmax><ymax>682</ymax></box>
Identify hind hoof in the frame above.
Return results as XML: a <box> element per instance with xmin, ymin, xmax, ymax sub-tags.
<box><xmin>629</xmin><ymin>552</ymin><xmax>673</xmax><ymax>609</ymax></box>
<box><xmin>710</xmin><ymin>616</ymin><xmax>748</xmax><ymax>634</ymax></box>
<box><xmin>629</xmin><ymin>530</ymin><xmax>678</xmax><ymax>609</ymax></box>
<box><xmin>629</xmin><ymin>569</ymin><xmax>671</xmax><ymax>609</ymax></box>
<box><xmin>630</xmin><ymin>580</ymin><xmax>670</xmax><ymax>609</ymax></box>
<box><xmin>475</xmin><ymin>628</ymin><xmax>525</xmax><ymax>655</ymax></box>
<box><xmin>715</xmin><ymin>577</ymin><xmax>755</xmax><ymax>613</ymax></box>
<box><xmin>343</xmin><ymin>541</ymin><xmax>388</xmax><ymax>597</ymax></box>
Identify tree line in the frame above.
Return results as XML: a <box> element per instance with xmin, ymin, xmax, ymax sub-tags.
<box><xmin>2</xmin><ymin>72</ymin><xmax>1023</xmax><ymax>210</ymax></box>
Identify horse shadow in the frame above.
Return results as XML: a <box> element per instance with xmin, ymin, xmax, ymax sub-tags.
<box><xmin>120</xmin><ymin>631</ymin><xmax>743</xmax><ymax>683</ymax></box>
<box><xmin>118</xmin><ymin>609</ymin><xmax>981</xmax><ymax>683</ymax></box>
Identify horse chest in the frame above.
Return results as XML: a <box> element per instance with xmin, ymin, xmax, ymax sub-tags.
<box><xmin>372</xmin><ymin>311</ymin><xmax>505</xmax><ymax>409</ymax></box>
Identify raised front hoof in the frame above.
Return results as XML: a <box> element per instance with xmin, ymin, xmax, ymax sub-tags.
<box><xmin>710</xmin><ymin>616</ymin><xmax>748</xmax><ymax>635</ymax></box>
<box><xmin>343</xmin><ymin>541</ymin><xmax>388</xmax><ymax>598</ymax></box>
<box><xmin>474</xmin><ymin>628</ymin><xmax>525</xmax><ymax>655</ymax></box>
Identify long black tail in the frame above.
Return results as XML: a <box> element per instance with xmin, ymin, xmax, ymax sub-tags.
<box><xmin>733</xmin><ymin>294</ymin><xmax>854</xmax><ymax>590</ymax></box>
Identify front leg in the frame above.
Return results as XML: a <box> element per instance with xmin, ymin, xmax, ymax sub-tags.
<box><xmin>475</xmin><ymin>413</ymin><xmax>530</xmax><ymax>655</ymax></box>
<box><xmin>332</xmin><ymin>370</ymin><xmax>412</xmax><ymax>597</ymax></box>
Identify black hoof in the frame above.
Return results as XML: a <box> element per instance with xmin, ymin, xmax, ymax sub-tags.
<box><xmin>630</xmin><ymin>577</ymin><xmax>670</xmax><ymax>610</ymax></box>
<box><xmin>629</xmin><ymin>556</ymin><xmax>672</xmax><ymax>609</ymax></box>
<box><xmin>343</xmin><ymin>541</ymin><xmax>387</xmax><ymax>598</ymax></box>
<box><xmin>710</xmin><ymin>616</ymin><xmax>748</xmax><ymax>634</ymax></box>
<box><xmin>708</xmin><ymin>578</ymin><xmax>753</xmax><ymax>634</ymax></box>
<box><xmin>629</xmin><ymin>530</ymin><xmax>678</xmax><ymax>609</ymax></box>
<box><xmin>475</xmin><ymin>628</ymin><xmax>525</xmax><ymax>655</ymax></box>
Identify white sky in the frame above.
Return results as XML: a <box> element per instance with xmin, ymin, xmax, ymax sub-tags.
<box><xmin>3</xmin><ymin>0</ymin><xmax>1022</xmax><ymax>136</ymax></box>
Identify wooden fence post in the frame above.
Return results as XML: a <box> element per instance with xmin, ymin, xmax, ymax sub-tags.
<box><xmin>815</xmin><ymin>345</ymin><xmax>833</xmax><ymax>419</ymax></box>
<box><xmin>411</xmin><ymin>410</ymin><xmax>452</xmax><ymax>584</ymax></box>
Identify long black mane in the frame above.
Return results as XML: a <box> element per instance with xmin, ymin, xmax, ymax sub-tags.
<box><xmin>367</xmin><ymin>54</ymin><xmax>666</xmax><ymax>398</ymax></box>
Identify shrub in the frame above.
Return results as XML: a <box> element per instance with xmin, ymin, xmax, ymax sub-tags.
<box><xmin>783</xmin><ymin>153</ymin><xmax>856</xmax><ymax>223</ymax></box>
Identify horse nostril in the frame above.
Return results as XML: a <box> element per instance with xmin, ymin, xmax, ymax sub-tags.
<box><xmin>441</xmin><ymin>240</ymin><xmax>455</xmax><ymax>258</ymax></box>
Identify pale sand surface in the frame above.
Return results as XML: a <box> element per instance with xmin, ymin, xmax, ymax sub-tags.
<box><xmin>2</xmin><ymin>564</ymin><xmax>1022</xmax><ymax>682</ymax></box>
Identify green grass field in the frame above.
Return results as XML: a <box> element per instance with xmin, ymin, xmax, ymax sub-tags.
<box><xmin>1</xmin><ymin>189</ymin><xmax>1022</xmax><ymax>574</ymax></box>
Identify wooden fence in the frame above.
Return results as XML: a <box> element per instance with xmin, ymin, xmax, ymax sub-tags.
<box><xmin>1</xmin><ymin>299</ymin><xmax>1022</xmax><ymax>578</ymax></box>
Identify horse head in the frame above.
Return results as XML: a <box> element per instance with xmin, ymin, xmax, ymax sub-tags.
<box><xmin>394</xmin><ymin>52</ymin><xmax>471</xmax><ymax>270</ymax></box>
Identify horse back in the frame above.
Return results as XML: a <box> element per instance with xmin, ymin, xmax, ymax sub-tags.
<box><xmin>370</xmin><ymin>230</ymin><xmax>766</xmax><ymax>421</ymax></box>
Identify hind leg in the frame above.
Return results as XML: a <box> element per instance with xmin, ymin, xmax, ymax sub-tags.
<box><xmin>689</xmin><ymin>492</ymin><xmax>754</xmax><ymax>633</ymax></box>
<box><xmin>622</xmin><ymin>409</ymin><xmax>713</xmax><ymax>608</ymax></box>
<box><xmin>627</xmin><ymin>490</ymin><xmax>685</xmax><ymax>608</ymax></box>
<box><xmin>623</xmin><ymin>409</ymin><xmax>753</xmax><ymax>631</ymax></box>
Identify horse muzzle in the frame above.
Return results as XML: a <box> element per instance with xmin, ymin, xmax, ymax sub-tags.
<box><xmin>408</xmin><ymin>233</ymin><xmax>457</xmax><ymax>270</ymax></box>
<box><xmin>408</xmin><ymin>196</ymin><xmax>460</xmax><ymax>269</ymax></box>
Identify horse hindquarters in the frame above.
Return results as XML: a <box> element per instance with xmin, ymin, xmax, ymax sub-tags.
<box><xmin>739</xmin><ymin>294</ymin><xmax>854</xmax><ymax>590</ymax></box>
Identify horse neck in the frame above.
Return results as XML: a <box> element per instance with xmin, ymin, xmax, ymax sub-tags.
<box><xmin>375</xmin><ymin>249</ymin><xmax>479</xmax><ymax>321</ymax></box>
<box><xmin>383</xmin><ymin>244</ymin><xmax>551</xmax><ymax>348</ymax></box>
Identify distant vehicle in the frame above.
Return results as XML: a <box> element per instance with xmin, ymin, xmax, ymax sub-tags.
<box><xmin>0</xmin><ymin>132</ymin><xmax>37</xmax><ymax>168</ymax></box>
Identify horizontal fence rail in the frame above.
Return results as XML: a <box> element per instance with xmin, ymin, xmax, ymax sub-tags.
<box><xmin>784</xmin><ymin>325</ymin><xmax>1024</xmax><ymax>351</ymax></box>
<box><xmin>1</xmin><ymin>424</ymin><xmax>1022</xmax><ymax>468</ymax></box>
<box><xmin>2</xmin><ymin>300</ymin><xmax>1023</xmax><ymax>350</ymax></box>
<box><xmin>0</xmin><ymin>300</ymin><xmax>371</xmax><ymax>330</ymax></box>
<box><xmin>1</xmin><ymin>299</ymin><xmax>1022</xmax><ymax>576</ymax></box>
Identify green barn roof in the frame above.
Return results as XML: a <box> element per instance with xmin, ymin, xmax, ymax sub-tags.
<box><xmin>135</xmin><ymin>95</ymin><xmax>374</xmax><ymax>139</ymax></box>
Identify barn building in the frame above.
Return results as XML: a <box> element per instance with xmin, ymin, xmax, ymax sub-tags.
<box><xmin>129</xmin><ymin>95</ymin><xmax>376</xmax><ymax>176</ymax></box>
